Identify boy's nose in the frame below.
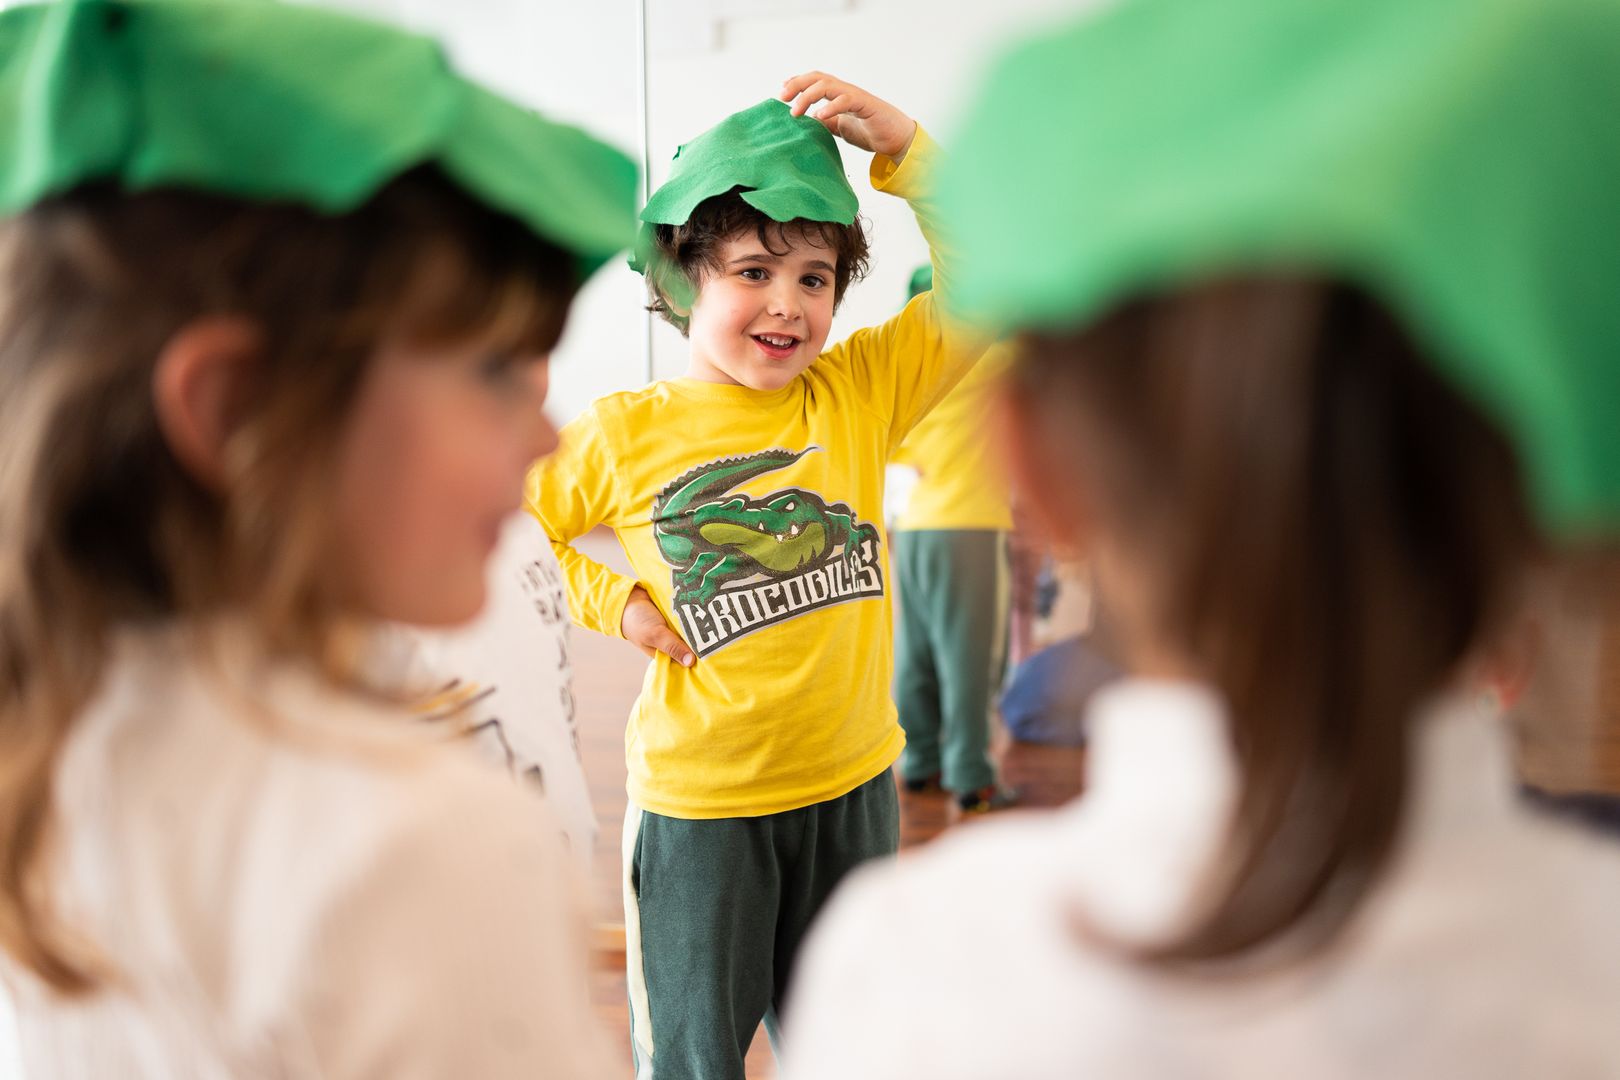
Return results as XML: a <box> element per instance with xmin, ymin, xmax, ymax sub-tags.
<box><xmin>766</xmin><ymin>285</ymin><xmax>803</xmax><ymax>320</ymax></box>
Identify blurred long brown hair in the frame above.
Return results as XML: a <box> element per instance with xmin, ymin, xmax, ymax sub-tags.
<box><xmin>1011</xmin><ymin>277</ymin><xmax>1539</xmax><ymax>963</ymax></box>
<box><xmin>0</xmin><ymin>168</ymin><xmax>577</xmax><ymax>994</ymax></box>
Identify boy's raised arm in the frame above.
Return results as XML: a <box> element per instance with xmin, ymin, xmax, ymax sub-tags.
<box><xmin>781</xmin><ymin>75</ymin><xmax>984</xmax><ymax>451</ymax></box>
<box><xmin>780</xmin><ymin>73</ymin><xmax>951</xmax><ymax>305</ymax></box>
<box><xmin>781</xmin><ymin>72</ymin><xmax>919</xmax><ymax>167</ymax></box>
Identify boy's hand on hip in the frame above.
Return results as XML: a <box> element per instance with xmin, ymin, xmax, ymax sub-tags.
<box><xmin>622</xmin><ymin>585</ymin><xmax>696</xmax><ymax>668</ymax></box>
<box><xmin>781</xmin><ymin>72</ymin><xmax>918</xmax><ymax>163</ymax></box>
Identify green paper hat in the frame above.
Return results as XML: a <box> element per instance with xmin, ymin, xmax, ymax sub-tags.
<box><xmin>940</xmin><ymin>0</ymin><xmax>1620</xmax><ymax>532</ymax></box>
<box><xmin>629</xmin><ymin>98</ymin><xmax>858</xmax><ymax>276</ymax></box>
<box><xmin>906</xmin><ymin>264</ymin><xmax>933</xmax><ymax>302</ymax></box>
<box><xmin>0</xmin><ymin>0</ymin><xmax>637</xmax><ymax>276</ymax></box>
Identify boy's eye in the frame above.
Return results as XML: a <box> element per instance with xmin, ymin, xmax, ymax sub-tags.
<box><xmin>740</xmin><ymin>267</ymin><xmax>767</xmax><ymax>282</ymax></box>
<box><xmin>801</xmin><ymin>274</ymin><xmax>827</xmax><ymax>289</ymax></box>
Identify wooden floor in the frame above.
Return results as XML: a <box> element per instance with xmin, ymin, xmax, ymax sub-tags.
<box><xmin>570</xmin><ymin>530</ymin><xmax>1088</xmax><ymax>1078</ymax></box>
<box><xmin>1512</xmin><ymin>555</ymin><xmax>1620</xmax><ymax>796</ymax></box>
<box><xmin>568</xmin><ymin>535</ymin><xmax>1620</xmax><ymax>1077</ymax></box>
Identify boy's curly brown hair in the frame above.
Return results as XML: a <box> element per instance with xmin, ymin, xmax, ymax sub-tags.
<box><xmin>645</xmin><ymin>187</ymin><xmax>871</xmax><ymax>336</ymax></box>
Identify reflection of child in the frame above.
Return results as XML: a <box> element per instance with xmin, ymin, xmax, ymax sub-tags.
<box><xmin>528</xmin><ymin>74</ymin><xmax>976</xmax><ymax>1077</ymax></box>
<box><xmin>395</xmin><ymin>518</ymin><xmax>597</xmax><ymax>864</ymax></box>
<box><xmin>786</xmin><ymin>0</ymin><xmax>1620</xmax><ymax>1075</ymax></box>
<box><xmin>0</xmin><ymin>3</ymin><xmax>634</xmax><ymax>1075</ymax></box>
<box><xmin>1004</xmin><ymin>512</ymin><xmax>1051</xmax><ymax>669</ymax></box>
<box><xmin>889</xmin><ymin>265</ymin><xmax>1017</xmax><ymax>811</ymax></box>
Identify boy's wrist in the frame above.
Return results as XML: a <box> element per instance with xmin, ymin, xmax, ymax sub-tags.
<box><xmin>871</xmin><ymin>125</ymin><xmax>937</xmax><ymax>195</ymax></box>
<box><xmin>609</xmin><ymin>579</ymin><xmax>646</xmax><ymax>639</ymax></box>
<box><xmin>885</xmin><ymin>120</ymin><xmax>919</xmax><ymax>165</ymax></box>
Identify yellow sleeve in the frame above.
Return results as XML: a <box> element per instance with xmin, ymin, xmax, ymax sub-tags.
<box><xmin>820</xmin><ymin>126</ymin><xmax>986</xmax><ymax>453</ymax></box>
<box><xmin>523</xmin><ymin>407</ymin><xmax>639</xmax><ymax>639</ymax></box>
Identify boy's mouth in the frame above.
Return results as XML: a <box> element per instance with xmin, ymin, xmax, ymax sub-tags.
<box><xmin>751</xmin><ymin>333</ymin><xmax>800</xmax><ymax>360</ymax></box>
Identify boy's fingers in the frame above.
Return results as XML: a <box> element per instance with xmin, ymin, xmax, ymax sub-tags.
<box><xmin>779</xmin><ymin>75</ymin><xmax>817</xmax><ymax>106</ymax></box>
<box><xmin>650</xmin><ymin>627</ymin><xmax>696</xmax><ymax>667</ymax></box>
<box><xmin>815</xmin><ymin>93</ymin><xmax>860</xmax><ymax>121</ymax></box>
<box><xmin>780</xmin><ymin>70</ymin><xmax>829</xmax><ymax>101</ymax></box>
<box><xmin>786</xmin><ymin>77</ymin><xmax>843</xmax><ymax>116</ymax></box>
<box><xmin>787</xmin><ymin>87</ymin><xmax>827</xmax><ymax>117</ymax></box>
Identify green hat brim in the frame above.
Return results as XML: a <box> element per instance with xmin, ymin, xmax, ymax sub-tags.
<box><xmin>940</xmin><ymin>0</ymin><xmax>1620</xmax><ymax>533</ymax></box>
<box><xmin>628</xmin><ymin>98</ymin><xmax>859</xmax><ymax>277</ymax></box>
<box><xmin>0</xmin><ymin>0</ymin><xmax>637</xmax><ymax>276</ymax></box>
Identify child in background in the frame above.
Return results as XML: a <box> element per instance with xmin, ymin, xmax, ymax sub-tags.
<box><xmin>888</xmin><ymin>264</ymin><xmax>1018</xmax><ymax>812</ymax></box>
<box><xmin>784</xmin><ymin>0</ymin><xmax>1620</xmax><ymax>1075</ymax></box>
<box><xmin>0</xmin><ymin>2</ymin><xmax>635</xmax><ymax>1075</ymax></box>
<box><xmin>1003</xmin><ymin>504</ymin><xmax>1051</xmax><ymax>670</ymax></box>
<box><xmin>528</xmin><ymin>75</ymin><xmax>976</xmax><ymax>1077</ymax></box>
<box><xmin>390</xmin><ymin>521</ymin><xmax>598</xmax><ymax>865</ymax></box>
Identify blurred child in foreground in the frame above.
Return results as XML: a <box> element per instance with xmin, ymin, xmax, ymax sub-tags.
<box><xmin>784</xmin><ymin>0</ymin><xmax>1620</xmax><ymax>1075</ymax></box>
<box><xmin>0</xmin><ymin>2</ymin><xmax>634</xmax><ymax>1074</ymax></box>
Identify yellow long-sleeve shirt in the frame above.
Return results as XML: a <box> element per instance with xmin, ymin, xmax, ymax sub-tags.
<box><xmin>526</xmin><ymin>130</ymin><xmax>978</xmax><ymax>818</ymax></box>
<box><xmin>890</xmin><ymin>344</ymin><xmax>1014</xmax><ymax>531</ymax></box>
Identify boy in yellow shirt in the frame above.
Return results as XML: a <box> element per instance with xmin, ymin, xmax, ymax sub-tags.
<box><xmin>526</xmin><ymin>73</ymin><xmax>973</xmax><ymax>1078</ymax></box>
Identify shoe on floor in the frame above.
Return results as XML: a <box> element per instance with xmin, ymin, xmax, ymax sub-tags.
<box><xmin>957</xmin><ymin>783</ymin><xmax>1020</xmax><ymax>814</ymax></box>
<box><xmin>902</xmin><ymin>772</ymin><xmax>943</xmax><ymax>794</ymax></box>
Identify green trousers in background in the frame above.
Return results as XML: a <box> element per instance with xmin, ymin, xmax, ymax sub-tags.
<box><xmin>623</xmin><ymin>769</ymin><xmax>899</xmax><ymax>1080</ymax></box>
<box><xmin>893</xmin><ymin>529</ymin><xmax>1009</xmax><ymax>794</ymax></box>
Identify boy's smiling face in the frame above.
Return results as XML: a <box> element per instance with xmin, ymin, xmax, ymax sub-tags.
<box><xmin>684</xmin><ymin>227</ymin><xmax>838</xmax><ymax>391</ymax></box>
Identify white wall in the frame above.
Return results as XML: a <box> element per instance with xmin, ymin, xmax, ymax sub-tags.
<box><xmin>643</xmin><ymin>0</ymin><xmax>1086</xmax><ymax>384</ymax></box>
<box><xmin>323</xmin><ymin>0</ymin><xmax>1089</xmax><ymax>422</ymax></box>
<box><xmin>314</xmin><ymin>0</ymin><xmax>649</xmax><ymax>425</ymax></box>
<box><xmin>0</xmin><ymin>6</ymin><xmax>1097</xmax><ymax>1075</ymax></box>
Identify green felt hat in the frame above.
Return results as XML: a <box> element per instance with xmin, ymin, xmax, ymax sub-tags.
<box><xmin>906</xmin><ymin>264</ymin><xmax>933</xmax><ymax>302</ymax></box>
<box><xmin>629</xmin><ymin>98</ymin><xmax>858</xmax><ymax>275</ymax></box>
<box><xmin>0</xmin><ymin>0</ymin><xmax>637</xmax><ymax>276</ymax></box>
<box><xmin>940</xmin><ymin>0</ymin><xmax>1620</xmax><ymax>532</ymax></box>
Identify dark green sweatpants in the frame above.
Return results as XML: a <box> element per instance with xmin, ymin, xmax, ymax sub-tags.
<box><xmin>624</xmin><ymin>769</ymin><xmax>899</xmax><ymax>1080</ymax></box>
<box><xmin>893</xmin><ymin>529</ymin><xmax>1009</xmax><ymax>793</ymax></box>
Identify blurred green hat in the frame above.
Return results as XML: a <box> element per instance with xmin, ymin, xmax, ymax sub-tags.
<box><xmin>907</xmin><ymin>263</ymin><xmax>933</xmax><ymax>302</ymax></box>
<box><xmin>0</xmin><ymin>0</ymin><xmax>637</xmax><ymax>275</ymax></box>
<box><xmin>941</xmin><ymin>0</ymin><xmax>1620</xmax><ymax>531</ymax></box>
<box><xmin>630</xmin><ymin>98</ymin><xmax>858</xmax><ymax>276</ymax></box>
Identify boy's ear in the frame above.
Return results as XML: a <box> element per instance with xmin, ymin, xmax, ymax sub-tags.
<box><xmin>656</xmin><ymin>273</ymin><xmax>695</xmax><ymax>319</ymax></box>
<box><xmin>992</xmin><ymin>381</ymin><xmax>1094</xmax><ymax>557</ymax></box>
<box><xmin>648</xmin><ymin>254</ymin><xmax>699</xmax><ymax>320</ymax></box>
<box><xmin>664</xmin><ymin>290</ymin><xmax>692</xmax><ymax>319</ymax></box>
<box><xmin>152</xmin><ymin>316</ymin><xmax>264</xmax><ymax>492</ymax></box>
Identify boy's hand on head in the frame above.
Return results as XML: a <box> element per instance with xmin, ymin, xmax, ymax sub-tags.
<box><xmin>781</xmin><ymin>73</ymin><xmax>918</xmax><ymax>163</ymax></box>
<box><xmin>622</xmin><ymin>585</ymin><xmax>696</xmax><ymax>668</ymax></box>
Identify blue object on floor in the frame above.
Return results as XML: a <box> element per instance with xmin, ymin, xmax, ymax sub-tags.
<box><xmin>999</xmin><ymin>635</ymin><xmax>1121</xmax><ymax>746</ymax></box>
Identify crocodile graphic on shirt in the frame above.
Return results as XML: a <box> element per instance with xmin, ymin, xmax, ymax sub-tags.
<box><xmin>652</xmin><ymin>447</ymin><xmax>885</xmax><ymax>656</ymax></box>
